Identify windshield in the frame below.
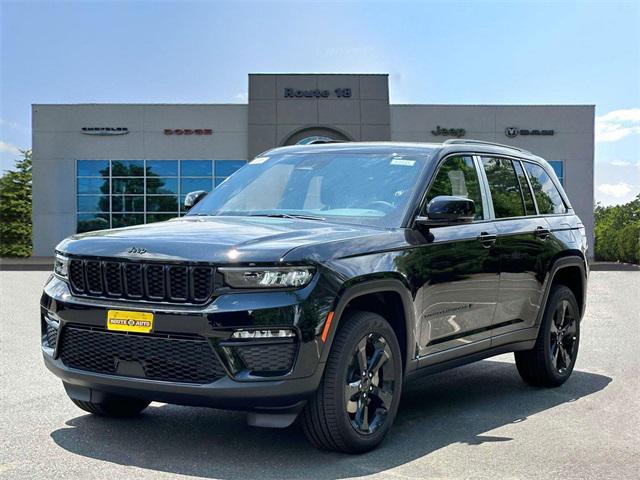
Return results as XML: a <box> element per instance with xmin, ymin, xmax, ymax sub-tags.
<box><xmin>187</xmin><ymin>151</ymin><xmax>434</xmax><ymax>228</ymax></box>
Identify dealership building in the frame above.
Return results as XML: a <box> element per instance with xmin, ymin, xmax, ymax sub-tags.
<box><xmin>32</xmin><ymin>73</ymin><xmax>595</xmax><ymax>256</ymax></box>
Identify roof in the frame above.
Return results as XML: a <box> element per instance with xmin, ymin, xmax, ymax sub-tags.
<box><xmin>265</xmin><ymin>140</ymin><xmax>545</xmax><ymax>162</ymax></box>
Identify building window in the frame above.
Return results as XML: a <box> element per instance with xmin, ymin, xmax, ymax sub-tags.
<box><xmin>548</xmin><ymin>160</ymin><xmax>564</xmax><ymax>186</ymax></box>
<box><xmin>76</xmin><ymin>159</ymin><xmax>246</xmax><ymax>233</ymax></box>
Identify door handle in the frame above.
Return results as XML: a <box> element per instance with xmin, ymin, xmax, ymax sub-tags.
<box><xmin>477</xmin><ymin>232</ymin><xmax>497</xmax><ymax>248</ymax></box>
<box><xmin>534</xmin><ymin>226</ymin><xmax>551</xmax><ymax>239</ymax></box>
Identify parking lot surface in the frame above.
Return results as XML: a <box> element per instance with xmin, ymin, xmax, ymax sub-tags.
<box><xmin>1</xmin><ymin>269</ymin><xmax>639</xmax><ymax>479</ymax></box>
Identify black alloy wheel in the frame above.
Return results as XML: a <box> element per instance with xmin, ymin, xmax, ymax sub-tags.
<box><xmin>549</xmin><ymin>299</ymin><xmax>578</xmax><ymax>374</ymax></box>
<box><xmin>345</xmin><ymin>333</ymin><xmax>397</xmax><ymax>435</ymax></box>
<box><xmin>301</xmin><ymin>310</ymin><xmax>403</xmax><ymax>453</ymax></box>
<box><xmin>515</xmin><ymin>284</ymin><xmax>581</xmax><ymax>387</ymax></box>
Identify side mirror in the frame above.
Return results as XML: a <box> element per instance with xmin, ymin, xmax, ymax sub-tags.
<box><xmin>183</xmin><ymin>190</ymin><xmax>208</xmax><ymax>210</ymax></box>
<box><xmin>415</xmin><ymin>195</ymin><xmax>475</xmax><ymax>227</ymax></box>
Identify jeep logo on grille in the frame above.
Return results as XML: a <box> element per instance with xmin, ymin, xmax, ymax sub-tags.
<box><xmin>128</xmin><ymin>247</ymin><xmax>147</xmax><ymax>254</ymax></box>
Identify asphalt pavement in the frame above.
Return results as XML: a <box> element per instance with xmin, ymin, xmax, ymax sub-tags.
<box><xmin>1</xmin><ymin>269</ymin><xmax>638</xmax><ymax>479</ymax></box>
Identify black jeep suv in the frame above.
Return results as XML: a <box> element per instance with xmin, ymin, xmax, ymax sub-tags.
<box><xmin>42</xmin><ymin>140</ymin><xmax>588</xmax><ymax>453</ymax></box>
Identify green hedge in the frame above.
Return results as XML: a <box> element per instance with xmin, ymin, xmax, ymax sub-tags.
<box><xmin>594</xmin><ymin>194</ymin><xmax>640</xmax><ymax>264</ymax></box>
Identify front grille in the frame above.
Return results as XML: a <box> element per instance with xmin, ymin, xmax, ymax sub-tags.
<box><xmin>234</xmin><ymin>342</ymin><xmax>297</xmax><ymax>373</ymax></box>
<box><xmin>59</xmin><ymin>326</ymin><xmax>226</xmax><ymax>384</ymax></box>
<box><xmin>68</xmin><ymin>258</ymin><xmax>215</xmax><ymax>304</ymax></box>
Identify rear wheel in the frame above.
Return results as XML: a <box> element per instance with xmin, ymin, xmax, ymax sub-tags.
<box><xmin>301</xmin><ymin>311</ymin><xmax>402</xmax><ymax>453</ymax></box>
<box><xmin>515</xmin><ymin>284</ymin><xmax>580</xmax><ymax>387</ymax></box>
<box><xmin>70</xmin><ymin>394</ymin><xmax>150</xmax><ymax>417</ymax></box>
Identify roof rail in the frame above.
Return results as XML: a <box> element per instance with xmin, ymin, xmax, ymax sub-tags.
<box><xmin>443</xmin><ymin>139</ymin><xmax>531</xmax><ymax>154</ymax></box>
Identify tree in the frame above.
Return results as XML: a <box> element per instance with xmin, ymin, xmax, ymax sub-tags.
<box><xmin>0</xmin><ymin>149</ymin><xmax>32</xmax><ymax>257</ymax></box>
<box><xmin>594</xmin><ymin>194</ymin><xmax>640</xmax><ymax>264</ymax></box>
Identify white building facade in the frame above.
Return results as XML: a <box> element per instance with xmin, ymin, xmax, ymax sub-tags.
<box><xmin>32</xmin><ymin>74</ymin><xmax>594</xmax><ymax>256</ymax></box>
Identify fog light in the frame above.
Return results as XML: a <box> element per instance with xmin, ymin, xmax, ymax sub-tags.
<box><xmin>231</xmin><ymin>329</ymin><xmax>296</xmax><ymax>339</ymax></box>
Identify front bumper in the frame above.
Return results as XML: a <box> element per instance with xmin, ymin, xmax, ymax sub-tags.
<box><xmin>41</xmin><ymin>275</ymin><xmax>333</xmax><ymax>411</ymax></box>
<box><xmin>43</xmin><ymin>353</ymin><xmax>324</xmax><ymax>410</ymax></box>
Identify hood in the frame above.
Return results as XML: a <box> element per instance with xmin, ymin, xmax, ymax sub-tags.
<box><xmin>57</xmin><ymin>216</ymin><xmax>389</xmax><ymax>264</ymax></box>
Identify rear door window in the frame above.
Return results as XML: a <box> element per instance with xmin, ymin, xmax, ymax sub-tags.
<box><xmin>522</xmin><ymin>162</ymin><xmax>567</xmax><ymax>214</ymax></box>
<box><xmin>513</xmin><ymin>161</ymin><xmax>537</xmax><ymax>215</ymax></box>
<box><xmin>481</xmin><ymin>157</ymin><xmax>526</xmax><ymax>219</ymax></box>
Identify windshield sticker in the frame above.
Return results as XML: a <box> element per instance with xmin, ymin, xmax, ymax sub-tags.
<box><xmin>250</xmin><ymin>156</ymin><xmax>269</xmax><ymax>164</ymax></box>
<box><xmin>390</xmin><ymin>159</ymin><xmax>416</xmax><ymax>167</ymax></box>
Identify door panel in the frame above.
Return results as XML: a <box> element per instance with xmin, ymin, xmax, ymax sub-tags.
<box><xmin>479</xmin><ymin>157</ymin><xmax>551</xmax><ymax>343</ymax></box>
<box><xmin>491</xmin><ymin>218</ymin><xmax>548</xmax><ymax>339</ymax></box>
<box><xmin>409</xmin><ymin>154</ymin><xmax>500</xmax><ymax>358</ymax></box>
<box><xmin>414</xmin><ymin>222</ymin><xmax>500</xmax><ymax>356</ymax></box>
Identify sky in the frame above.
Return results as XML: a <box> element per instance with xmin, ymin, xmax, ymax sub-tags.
<box><xmin>1</xmin><ymin>0</ymin><xmax>638</xmax><ymax>206</ymax></box>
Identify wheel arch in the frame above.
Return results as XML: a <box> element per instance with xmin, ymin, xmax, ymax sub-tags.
<box><xmin>320</xmin><ymin>277</ymin><xmax>417</xmax><ymax>376</ymax></box>
<box><xmin>539</xmin><ymin>254</ymin><xmax>588</xmax><ymax>324</ymax></box>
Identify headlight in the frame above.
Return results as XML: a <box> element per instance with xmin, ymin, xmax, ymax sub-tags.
<box><xmin>53</xmin><ymin>253</ymin><xmax>69</xmax><ymax>278</ymax></box>
<box><xmin>219</xmin><ymin>267</ymin><xmax>314</xmax><ymax>289</ymax></box>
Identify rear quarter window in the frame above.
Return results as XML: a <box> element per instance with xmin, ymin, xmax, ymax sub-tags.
<box><xmin>523</xmin><ymin>162</ymin><xmax>567</xmax><ymax>214</ymax></box>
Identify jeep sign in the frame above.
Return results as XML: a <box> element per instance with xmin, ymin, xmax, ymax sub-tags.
<box><xmin>431</xmin><ymin>125</ymin><xmax>466</xmax><ymax>138</ymax></box>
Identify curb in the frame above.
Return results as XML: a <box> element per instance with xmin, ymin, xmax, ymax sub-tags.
<box><xmin>0</xmin><ymin>257</ymin><xmax>53</xmax><ymax>271</ymax></box>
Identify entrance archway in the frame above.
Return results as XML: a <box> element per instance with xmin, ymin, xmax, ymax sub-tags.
<box><xmin>282</xmin><ymin>126</ymin><xmax>351</xmax><ymax>146</ymax></box>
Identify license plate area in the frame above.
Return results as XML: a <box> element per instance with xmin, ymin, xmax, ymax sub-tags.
<box><xmin>107</xmin><ymin>310</ymin><xmax>154</xmax><ymax>333</ymax></box>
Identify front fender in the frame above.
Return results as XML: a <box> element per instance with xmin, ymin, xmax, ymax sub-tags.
<box><xmin>319</xmin><ymin>277</ymin><xmax>417</xmax><ymax>376</ymax></box>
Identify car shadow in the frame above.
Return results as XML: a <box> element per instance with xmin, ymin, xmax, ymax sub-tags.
<box><xmin>50</xmin><ymin>360</ymin><xmax>611</xmax><ymax>479</ymax></box>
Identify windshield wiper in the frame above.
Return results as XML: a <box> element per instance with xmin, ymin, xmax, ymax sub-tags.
<box><xmin>247</xmin><ymin>213</ymin><xmax>325</xmax><ymax>221</ymax></box>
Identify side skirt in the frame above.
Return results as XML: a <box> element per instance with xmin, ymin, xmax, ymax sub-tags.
<box><xmin>405</xmin><ymin>339</ymin><xmax>535</xmax><ymax>382</ymax></box>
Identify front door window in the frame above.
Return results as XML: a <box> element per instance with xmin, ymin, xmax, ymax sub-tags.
<box><xmin>425</xmin><ymin>156</ymin><xmax>484</xmax><ymax>220</ymax></box>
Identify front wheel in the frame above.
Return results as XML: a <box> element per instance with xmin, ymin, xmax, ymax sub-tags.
<box><xmin>515</xmin><ymin>284</ymin><xmax>580</xmax><ymax>387</ymax></box>
<box><xmin>301</xmin><ymin>311</ymin><xmax>403</xmax><ymax>453</ymax></box>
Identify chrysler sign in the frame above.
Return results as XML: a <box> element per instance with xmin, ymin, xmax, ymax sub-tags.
<box><xmin>81</xmin><ymin>127</ymin><xmax>129</xmax><ymax>136</ymax></box>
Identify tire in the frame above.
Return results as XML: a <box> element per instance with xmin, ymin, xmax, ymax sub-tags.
<box><xmin>301</xmin><ymin>310</ymin><xmax>403</xmax><ymax>453</ymax></box>
<box><xmin>515</xmin><ymin>284</ymin><xmax>580</xmax><ymax>387</ymax></box>
<box><xmin>70</xmin><ymin>394</ymin><xmax>150</xmax><ymax>417</ymax></box>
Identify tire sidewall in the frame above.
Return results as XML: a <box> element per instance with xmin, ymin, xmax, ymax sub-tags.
<box><xmin>328</xmin><ymin>312</ymin><xmax>403</xmax><ymax>452</ymax></box>
<box><xmin>541</xmin><ymin>286</ymin><xmax>581</xmax><ymax>383</ymax></box>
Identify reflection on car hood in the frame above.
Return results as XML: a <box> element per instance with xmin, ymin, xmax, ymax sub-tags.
<box><xmin>56</xmin><ymin>216</ymin><xmax>391</xmax><ymax>263</ymax></box>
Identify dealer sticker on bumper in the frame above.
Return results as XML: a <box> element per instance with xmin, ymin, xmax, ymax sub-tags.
<box><xmin>107</xmin><ymin>310</ymin><xmax>154</xmax><ymax>333</ymax></box>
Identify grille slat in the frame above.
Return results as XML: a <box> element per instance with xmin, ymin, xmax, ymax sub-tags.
<box><xmin>60</xmin><ymin>326</ymin><xmax>225</xmax><ymax>384</ymax></box>
<box><xmin>69</xmin><ymin>260</ymin><xmax>86</xmax><ymax>292</ymax></box>
<box><xmin>145</xmin><ymin>265</ymin><xmax>166</xmax><ymax>299</ymax></box>
<box><xmin>192</xmin><ymin>267</ymin><xmax>214</xmax><ymax>302</ymax></box>
<box><xmin>168</xmin><ymin>266</ymin><xmax>188</xmax><ymax>301</ymax></box>
<box><xmin>124</xmin><ymin>263</ymin><xmax>143</xmax><ymax>298</ymax></box>
<box><xmin>104</xmin><ymin>262</ymin><xmax>123</xmax><ymax>295</ymax></box>
<box><xmin>85</xmin><ymin>260</ymin><xmax>103</xmax><ymax>294</ymax></box>
<box><xmin>67</xmin><ymin>258</ymin><xmax>215</xmax><ymax>304</ymax></box>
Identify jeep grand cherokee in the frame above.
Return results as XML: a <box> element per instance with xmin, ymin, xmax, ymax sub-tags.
<box><xmin>41</xmin><ymin>140</ymin><xmax>588</xmax><ymax>453</ymax></box>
